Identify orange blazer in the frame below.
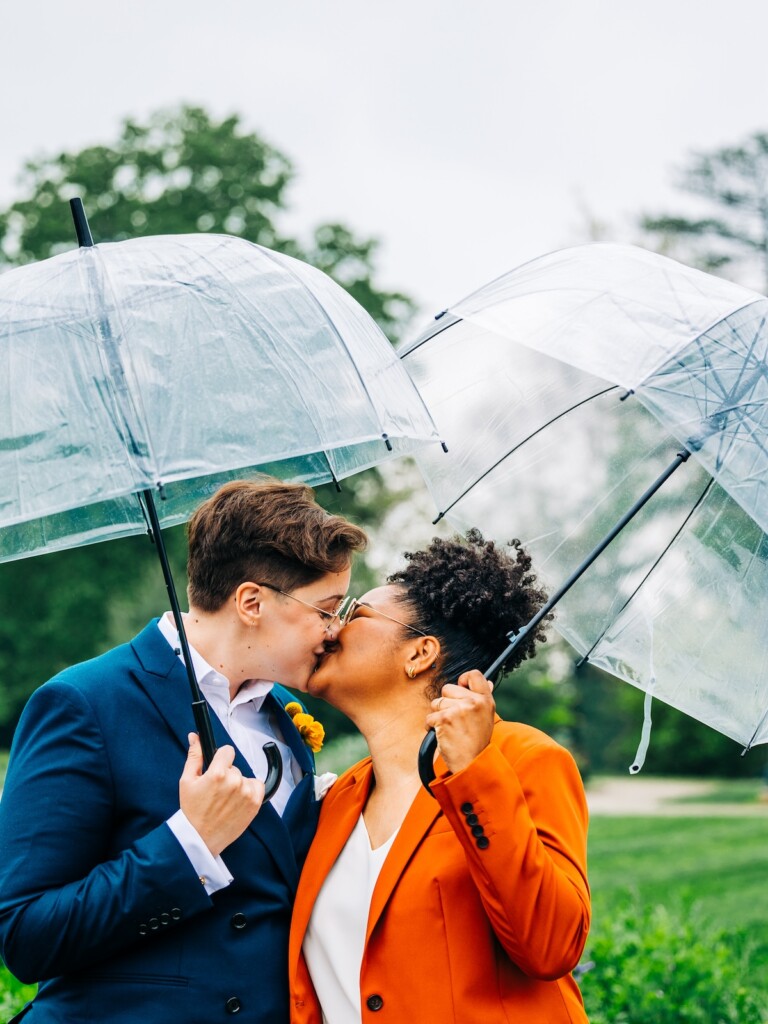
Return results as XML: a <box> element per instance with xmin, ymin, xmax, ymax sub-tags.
<box><xmin>289</xmin><ymin>719</ymin><xmax>591</xmax><ymax>1023</ymax></box>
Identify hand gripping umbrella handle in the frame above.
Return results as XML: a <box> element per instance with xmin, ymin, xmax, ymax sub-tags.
<box><xmin>262</xmin><ymin>742</ymin><xmax>283</xmax><ymax>803</ymax></box>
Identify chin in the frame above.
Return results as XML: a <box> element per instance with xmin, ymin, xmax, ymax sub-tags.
<box><xmin>306</xmin><ymin>660</ymin><xmax>334</xmax><ymax>699</ymax></box>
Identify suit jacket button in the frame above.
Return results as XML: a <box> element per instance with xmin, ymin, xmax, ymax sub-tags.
<box><xmin>460</xmin><ymin>802</ymin><xmax>474</xmax><ymax>815</ymax></box>
<box><xmin>366</xmin><ymin>994</ymin><xmax>384</xmax><ymax>1011</ymax></box>
<box><xmin>476</xmin><ymin>835</ymin><xmax>490</xmax><ymax>849</ymax></box>
<box><xmin>225</xmin><ymin>996</ymin><xmax>242</xmax><ymax>1014</ymax></box>
<box><xmin>160</xmin><ymin>912</ymin><xmax>170</xmax><ymax>926</ymax></box>
<box><xmin>465</xmin><ymin>812</ymin><xmax>479</xmax><ymax>826</ymax></box>
<box><xmin>231</xmin><ymin>912</ymin><xmax>248</xmax><ymax>930</ymax></box>
<box><xmin>149</xmin><ymin>917</ymin><xmax>160</xmax><ymax>930</ymax></box>
<box><xmin>471</xmin><ymin>824</ymin><xmax>485</xmax><ymax>837</ymax></box>
<box><xmin>171</xmin><ymin>908</ymin><xmax>182</xmax><ymax>921</ymax></box>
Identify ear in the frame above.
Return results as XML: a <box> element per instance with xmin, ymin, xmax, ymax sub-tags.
<box><xmin>234</xmin><ymin>582</ymin><xmax>265</xmax><ymax>627</ymax></box>
<box><xmin>404</xmin><ymin>636</ymin><xmax>441</xmax><ymax>678</ymax></box>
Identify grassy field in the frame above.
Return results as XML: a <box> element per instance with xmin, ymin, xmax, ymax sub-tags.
<box><xmin>587</xmin><ymin>814</ymin><xmax>768</xmax><ymax>991</ymax></box>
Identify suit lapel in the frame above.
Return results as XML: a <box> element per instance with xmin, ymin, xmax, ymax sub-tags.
<box><xmin>128</xmin><ymin>620</ymin><xmax>301</xmax><ymax>888</ymax></box>
<box><xmin>365</xmin><ymin>776</ymin><xmax>443</xmax><ymax>944</ymax></box>
<box><xmin>266</xmin><ymin>691</ymin><xmax>315</xmax><ymax>778</ymax></box>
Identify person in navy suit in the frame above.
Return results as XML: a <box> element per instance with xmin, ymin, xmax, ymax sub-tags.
<box><xmin>0</xmin><ymin>479</ymin><xmax>367</xmax><ymax>1023</ymax></box>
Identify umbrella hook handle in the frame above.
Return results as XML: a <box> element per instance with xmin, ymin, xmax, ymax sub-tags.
<box><xmin>417</xmin><ymin>729</ymin><xmax>439</xmax><ymax>791</ymax></box>
<box><xmin>261</xmin><ymin>742</ymin><xmax>283</xmax><ymax>802</ymax></box>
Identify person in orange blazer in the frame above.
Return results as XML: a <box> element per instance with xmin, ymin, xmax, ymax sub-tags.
<box><xmin>289</xmin><ymin>530</ymin><xmax>590</xmax><ymax>1024</ymax></box>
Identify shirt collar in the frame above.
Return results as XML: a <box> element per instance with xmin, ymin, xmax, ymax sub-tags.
<box><xmin>156</xmin><ymin>613</ymin><xmax>273</xmax><ymax>708</ymax></box>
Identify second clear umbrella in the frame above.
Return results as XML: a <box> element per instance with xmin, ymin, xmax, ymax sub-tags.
<box><xmin>401</xmin><ymin>243</ymin><xmax>768</xmax><ymax>783</ymax></box>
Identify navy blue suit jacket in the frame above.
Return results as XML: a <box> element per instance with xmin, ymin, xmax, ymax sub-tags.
<box><xmin>0</xmin><ymin>620</ymin><xmax>321</xmax><ymax>1023</ymax></box>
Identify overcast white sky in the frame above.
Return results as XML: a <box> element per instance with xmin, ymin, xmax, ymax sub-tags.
<box><xmin>3</xmin><ymin>0</ymin><xmax>768</xmax><ymax>319</ymax></box>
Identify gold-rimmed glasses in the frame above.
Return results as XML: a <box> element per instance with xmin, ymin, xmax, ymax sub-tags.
<box><xmin>336</xmin><ymin>596</ymin><xmax>427</xmax><ymax>637</ymax></box>
<box><xmin>258</xmin><ymin>583</ymin><xmax>346</xmax><ymax>635</ymax></box>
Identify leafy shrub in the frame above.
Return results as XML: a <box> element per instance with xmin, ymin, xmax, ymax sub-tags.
<box><xmin>579</xmin><ymin>897</ymin><xmax>767</xmax><ymax>1023</ymax></box>
<box><xmin>0</xmin><ymin>963</ymin><xmax>36</xmax><ymax>1018</ymax></box>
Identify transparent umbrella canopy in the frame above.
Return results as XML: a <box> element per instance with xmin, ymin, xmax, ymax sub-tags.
<box><xmin>0</xmin><ymin>200</ymin><xmax>443</xmax><ymax>780</ymax></box>
<box><xmin>0</xmin><ymin>219</ymin><xmax>439</xmax><ymax>560</ymax></box>
<box><xmin>401</xmin><ymin>243</ymin><xmax>768</xmax><ymax>779</ymax></box>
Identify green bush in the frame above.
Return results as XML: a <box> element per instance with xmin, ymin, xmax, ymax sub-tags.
<box><xmin>0</xmin><ymin>963</ymin><xmax>36</xmax><ymax>1018</ymax></box>
<box><xmin>579</xmin><ymin>896</ymin><xmax>767</xmax><ymax>1023</ymax></box>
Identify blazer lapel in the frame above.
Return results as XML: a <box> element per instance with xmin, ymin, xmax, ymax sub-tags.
<box><xmin>291</xmin><ymin>761</ymin><xmax>374</xmax><ymax>953</ymax></box>
<box><xmin>128</xmin><ymin>620</ymin><xmax>299</xmax><ymax>888</ymax></box>
<box><xmin>266</xmin><ymin>692</ymin><xmax>315</xmax><ymax>778</ymax></box>
<box><xmin>365</xmin><ymin>766</ymin><xmax>445</xmax><ymax>944</ymax></box>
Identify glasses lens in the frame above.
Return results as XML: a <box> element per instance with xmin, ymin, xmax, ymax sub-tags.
<box><xmin>336</xmin><ymin>596</ymin><xmax>358</xmax><ymax>628</ymax></box>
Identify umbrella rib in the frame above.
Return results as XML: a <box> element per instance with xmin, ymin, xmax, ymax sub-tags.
<box><xmin>398</xmin><ymin>313</ymin><xmax>463</xmax><ymax>357</ymax></box>
<box><xmin>433</xmin><ymin>385</ymin><xmax>619</xmax><ymax>522</ymax></box>
<box><xmin>578</xmin><ymin>475</ymin><xmax>715</xmax><ymax>665</ymax></box>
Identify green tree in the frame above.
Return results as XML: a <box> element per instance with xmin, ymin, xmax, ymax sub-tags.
<box><xmin>641</xmin><ymin>130</ymin><xmax>768</xmax><ymax>291</ymax></box>
<box><xmin>0</xmin><ymin>104</ymin><xmax>416</xmax><ymax>740</ymax></box>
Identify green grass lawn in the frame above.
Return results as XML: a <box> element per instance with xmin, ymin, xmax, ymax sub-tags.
<box><xmin>587</xmin><ymin>815</ymin><xmax>768</xmax><ymax>992</ymax></box>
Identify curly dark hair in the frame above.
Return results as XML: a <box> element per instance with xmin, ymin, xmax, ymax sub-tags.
<box><xmin>387</xmin><ymin>528</ymin><xmax>550</xmax><ymax>699</ymax></box>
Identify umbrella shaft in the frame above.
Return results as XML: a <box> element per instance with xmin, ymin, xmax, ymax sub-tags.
<box><xmin>142</xmin><ymin>488</ymin><xmax>217</xmax><ymax>767</ymax></box>
<box><xmin>486</xmin><ymin>448</ymin><xmax>691</xmax><ymax>683</ymax></box>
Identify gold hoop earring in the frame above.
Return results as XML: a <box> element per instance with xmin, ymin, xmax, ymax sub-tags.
<box><xmin>406</xmin><ymin>666</ymin><xmax>416</xmax><ymax>679</ymax></box>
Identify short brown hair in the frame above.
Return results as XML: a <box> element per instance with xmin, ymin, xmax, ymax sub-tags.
<box><xmin>187</xmin><ymin>479</ymin><xmax>368</xmax><ymax>611</ymax></box>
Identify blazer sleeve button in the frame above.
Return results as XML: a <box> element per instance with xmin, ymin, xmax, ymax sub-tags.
<box><xmin>465</xmin><ymin>812</ymin><xmax>479</xmax><ymax>826</ymax></box>
<box><xmin>149</xmin><ymin>917</ymin><xmax>160</xmax><ymax>931</ymax></box>
<box><xmin>225</xmin><ymin>996</ymin><xmax>242</xmax><ymax>1014</ymax></box>
<box><xmin>160</xmin><ymin>912</ymin><xmax>170</xmax><ymax>926</ymax></box>
<box><xmin>366</xmin><ymin>994</ymin><xmax>384</xmax><ymax>1011</ymax></box>
<box><xmin>476</xmin><ymin>835</ymin><xmax>490</xmax><ymax>849</ymax></box>
<box><xmin>471</xmin><ymin>824</ymin><xmax>485</xmax><ymax>837</ymax></box>
<box><xmin>138</xmin><ymin>923</ymin><xmax>148</xmax><ymax>936</ymax></box>
<box><xmin>171</xmin><ymin>908</ymin><xmax>182</xmax><ymax>920</ymax></box>
<box><xmin>460</xmin><ymin>802</ymin><xmax>474</xmax><ymax>815</ymax></box>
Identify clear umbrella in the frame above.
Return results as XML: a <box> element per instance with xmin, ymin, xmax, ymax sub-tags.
<box><xmin>400</xmin><ymin>243</ymin><xmax>768</xmax><ymax>782</ymax></box>
<box><xmin>1</xmin><ymin>199</ymin><xmax>443</xmax><ymax>783</ymax></box>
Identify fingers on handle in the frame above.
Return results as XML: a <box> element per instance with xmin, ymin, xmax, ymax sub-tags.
<box><xmin>183</xmin><ymin>732</ymin><xmax>204</xmax><ymax>778</ymax></box>
<box><xmin>460</xmin><ymin>669</ymin><xmax>493</xmax><ymax>694</ymax></box>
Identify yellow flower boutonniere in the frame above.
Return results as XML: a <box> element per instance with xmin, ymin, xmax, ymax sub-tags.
<box><xmin>285</xmin><ymin>702</ymin><xmax>325</xmax><ymax>753</ymax></box>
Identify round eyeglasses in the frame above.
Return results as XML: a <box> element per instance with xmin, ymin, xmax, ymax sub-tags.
<box><xmin>258</xmin><ymin>583</ymin><xmax>347</xmax><ymax>635</ymax></box>
<box><xmin>336</xmin><ymin>596</ymin><xmax>427</xmax><ymax>637</ymax></box>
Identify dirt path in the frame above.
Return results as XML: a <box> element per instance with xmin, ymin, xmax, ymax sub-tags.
<box><xmin>586</xmin><ymin>776</ymin><xmax>768</xmax><ymax>817</ymax></box>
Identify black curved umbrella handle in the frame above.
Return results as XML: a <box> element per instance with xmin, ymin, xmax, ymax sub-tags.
<box><xmin>418</xmin><ymin>728</ymin><xmax>439</xmax><ymax>793</ymax></box>
<box><xmin>262</xmin><ymin>742</ymin><xmax>283</xmax><ymax>803</ymax></box>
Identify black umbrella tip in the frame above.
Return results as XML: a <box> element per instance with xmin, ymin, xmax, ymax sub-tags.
<box><xmin>69</xmin><ymin>197</ymin><xmax>94</xmax><ymax>247</ymax></box>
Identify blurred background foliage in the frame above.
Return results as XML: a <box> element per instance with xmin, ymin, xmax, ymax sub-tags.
<box><xmin>0</xmin><ymin>108</ymin><xmax>765</xmax><ymax>782</ymax></box>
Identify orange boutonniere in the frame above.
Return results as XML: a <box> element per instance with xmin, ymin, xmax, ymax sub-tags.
<box><xmin>285</xmin><ymin>702</ymin><xmax>325</xmax><ymax>753</ymax></box>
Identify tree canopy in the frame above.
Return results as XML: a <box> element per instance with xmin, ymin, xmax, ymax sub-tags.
<box><xmin>642</xmin><ymin>130</ymin><xmax>768</xmax><ymax>292</ymax></box>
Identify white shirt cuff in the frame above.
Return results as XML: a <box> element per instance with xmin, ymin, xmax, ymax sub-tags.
<box><xmin>167</xmin><ymin>809</ymin><xmax>234</xmax><ymax>895</ymax></box>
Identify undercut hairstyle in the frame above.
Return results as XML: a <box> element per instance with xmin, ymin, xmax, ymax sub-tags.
<box><xmin>387</xmin><ymin>528</ymin><xmax>549</xmax><ymax>700</ymax></box>
<box><xmin>187</xmin><ymin>479</ymin><xmax>367</xmax><ymax>612</ymax></box>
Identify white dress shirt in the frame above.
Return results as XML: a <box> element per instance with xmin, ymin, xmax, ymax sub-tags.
<box><xmin>158</xmin><ymin>613</ymin><xmax>300</xmax><ymax>894</ymax></box>
<box><xmin>303</xmin><ymin>815</ymin><xmax>398</xmax><ymax>1024</ymax></box>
